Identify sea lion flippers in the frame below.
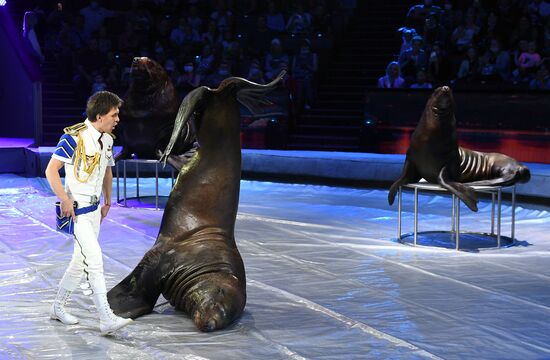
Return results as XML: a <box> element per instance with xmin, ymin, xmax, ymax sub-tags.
<box><xmin>388</xmin><ymin>159</ymin><xmax>421</xmax><ymax>205</ymax></box>
<box><xmin>108</xmin><ymin>247</ymin><xmax>163</xmax><ymax>319</ymax></box>
<box><xmin>438</xmin><ymin>167</ymin><xmax>478</xmax><ymax>212</ymax></box>
<box><xmin>463</xmin><ymin>176</ymin><xmax>514</xmax><ymax>187</ymax></box>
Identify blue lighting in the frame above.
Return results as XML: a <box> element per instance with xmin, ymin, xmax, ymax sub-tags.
<box><xmin>0</xmin><ymin>0</ymin><xmax>6</xmax><ymax>7</ymax></box>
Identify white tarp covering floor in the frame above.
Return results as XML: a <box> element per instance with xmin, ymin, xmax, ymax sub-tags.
<box><xmin>0</xmin><ymin>173</ymin><xmax>549</xmax><ymax>359</ymax></box>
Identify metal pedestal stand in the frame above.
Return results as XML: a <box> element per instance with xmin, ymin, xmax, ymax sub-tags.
<box><xmin>397</xmin><ymin>182</ymin><xmax>517</xmax><ymax>251</ymax></box>
<box><xmin>115</xmin><ymin>159</ymin><xmax>175</xmax><ymax>210</ymax></box>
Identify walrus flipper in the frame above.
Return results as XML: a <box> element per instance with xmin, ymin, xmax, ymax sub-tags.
<box><xmin>108</xmin><ymin>246</ymin><xmax>163</xmax><ymax>319</ymax></box>
<box><xmin>388</xmin><ymin>158</ymin><xmax>421</xmax><ymax>205</ymax></box>
<box><xmin>438</xmin><ymin>166</ymin><xmax>478</xmax><ymax>212</ymax></box>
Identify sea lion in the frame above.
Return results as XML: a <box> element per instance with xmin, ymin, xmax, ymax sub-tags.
<box><xmin>107</xmin><ymin>72</ymin><xmax>286</xmax><ymax>332</ymax></box>
<box><xmin>115</xmin><ymin>57</ymin><xmax>195</xmax><ymax>161</ymax></box>
<box><xmin>458</xmin><ymin>147</ymin><xmax>530</xmax><ymax>186</ymax></box>
<box><xmin>388</xmin><ymin>86</ymin><xmax>530</xmax><ymax>212</ymax></box>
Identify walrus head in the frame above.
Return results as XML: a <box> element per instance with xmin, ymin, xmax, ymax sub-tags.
<box><xmin>426</xmin><ymin>86</ymin><xmax>455</xmax><ymax>124</ymax></box>
<box><xmin>129</xmin><ymin>57</ymin><xmax>170</xmax><ymax>91</ymax></box>
<box><xmin>161</xmin><ymin>70</ymin><xmax>286</xmax><ymax>163</ymax></box>
<box><xmin>185</xmin><ymin>273</ymin><xmax>246</xmax><ymax>332</ymax></box>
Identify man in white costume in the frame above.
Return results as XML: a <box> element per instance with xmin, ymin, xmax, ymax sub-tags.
<box><xmin>45</xmin><ymin>91</ymin><xmax>133</xmax><ymax>335</ymax></box>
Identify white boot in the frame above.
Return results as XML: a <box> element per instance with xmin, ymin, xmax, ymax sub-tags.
<box><xmin>92</xmin><ymin>292</ymin><xmax>133</xmax><ymax>335</ymax></box>
<box><xmin>88</xmin><ymin>274</ymin><xmax>132</xmax><ymax>335</ymax></box>
<box><xmin>50</xmin><ymin>287</ymin><xmax>79</xmax><ymax>325</ymax></box>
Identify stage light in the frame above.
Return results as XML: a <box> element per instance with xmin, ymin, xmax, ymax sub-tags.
<box><xmin>0</xmin><ymin>0</ymin><xmax>7</xmax><ymax>7</ymax></box>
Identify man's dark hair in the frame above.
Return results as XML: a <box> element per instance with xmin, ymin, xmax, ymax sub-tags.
<box><xmin>86</xmin><ymin>91</ymin><xmax>123</xmax><ymax>122</ymax></box>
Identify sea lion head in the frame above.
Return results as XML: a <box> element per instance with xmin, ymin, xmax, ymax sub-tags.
<box><xmin>427</xmin><ymin>86</ymin><xmax>455</xmax><ymax>123</ymax></box>
<box><xmin>186</xmin><ymin>273</ymin><xmax>246</xmax><ymax>332</ymax></box>
<box><xmin>504</xmin><ymin>162</ymin><xmax>531</xmax><ymax>184</ymax></box>
<box><xmin>129</xmin><ymin>57</ymin><xmax>169</xmax><ymax>90</ymax></box>
<box><xmin>516</xmin><ymin>164</ymin><xmax>531</xmax><ymax>183</ymax></box>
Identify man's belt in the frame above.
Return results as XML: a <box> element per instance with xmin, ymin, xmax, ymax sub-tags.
<box><xmin>71</xmin><ymin>194</ymin><xmax>100</xmax><ymax>205</ymax></box>
<box><xmin>55</xmin><ymin>201</ymin><xmax>100</xmax><ymax>235</ymax></box>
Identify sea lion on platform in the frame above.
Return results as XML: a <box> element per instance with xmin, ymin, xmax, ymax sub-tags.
<box><xmin>107</xmin><ymin>72</ymin><xmax>285</xmax><ymax>332</ymax></box>
<box><xmin>388</xmin><ymin>86</ymin><xmax>530</xmax><ymax>212</ymax></box>
<box><xmin>115</xmin><ymin>57</ymin><xmax>195</xmax><ymax>161</ymax></box>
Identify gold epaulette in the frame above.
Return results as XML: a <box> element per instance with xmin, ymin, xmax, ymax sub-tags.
<box><xmin>63</xmin><ymin>122</ymin><xmax>87</xmax><ymax>136</ymax></box>
<box><xmin>105</xmin><ymin>132</ymin><xmax>116</xmax><ymax>140</ymax></box>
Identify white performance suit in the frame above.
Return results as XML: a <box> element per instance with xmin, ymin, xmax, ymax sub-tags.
<box><xmin>52</xmin><ymin>119</ymin><xmax>115</xmax><ymax>294</ymax></box>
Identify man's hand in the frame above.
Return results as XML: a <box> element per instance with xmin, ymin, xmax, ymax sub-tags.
<box><xmin>100</xmin><ymin>204</ymin><xmax>110</xmax><ymax>223</ymax></box>
<box><xmin>60</xmin><ymin>198</ymin><xmax>76</xmax><ymax>222</ymax></box>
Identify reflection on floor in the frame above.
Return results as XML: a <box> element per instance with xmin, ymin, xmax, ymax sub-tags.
<box><xmin>1</xmin><ymin>174</ymin><xmax>549</xmax><ymax>359</ymax></box>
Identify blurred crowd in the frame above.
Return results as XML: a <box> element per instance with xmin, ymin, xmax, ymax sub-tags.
<box><xmin>22</xmin><ymin>0</ymin><xmax>357</xmax><ymax>109</ymax></box>
<box><xmin>378</xmin><ymin>0</ymin><xmax>550</xmax><ymax>90</ymax></box>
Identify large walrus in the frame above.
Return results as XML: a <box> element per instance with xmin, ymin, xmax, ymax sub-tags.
<box><xmin>116</xmin><ymin>57</ymin><xmax>195</xmax><ymax>161</ymax></box>
<box><xmin>388</xmin><ymin>86</ymin><xmax>530</xmax><ymax>212</ymax></box>
<box><xmin>107</xmin><ymin>72</ymin><xmax>285</xmax><ymax>332</ymax></box>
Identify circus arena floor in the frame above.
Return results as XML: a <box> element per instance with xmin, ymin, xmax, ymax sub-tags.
<box><xmin>1</xmin><ymin>174</ymin><xmax>550</xmax><ymax>359</ymax></box>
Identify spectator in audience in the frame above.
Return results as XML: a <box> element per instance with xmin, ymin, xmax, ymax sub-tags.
<box><xmin>79</xmin><ymin>1</ymin><xmax>116</xmax><ymax>40</ymax></box>
<box><xmin>44</xmin><ymin>2</ymin><xmax>69</xmax><ymax>55</ymax></box>
<box><xmin>440</xmin><ymin>0</ymin><xmax>463</xmax><ymax>33</ymax></box>
<box><xmin>247</xmin><ymin>59</ymin><xmax>266</xmax><ymax>84</ymax></box>
<box><xmin>427</xmin><ymin>41</ymin><xmax>451</xmax><ymax>84</ymax></box>
<box><xmin>286</xmin><ymin>3</ymin><xmax>312</xmax><ymax>35</ymax></box>
<box><xmin>529</xmin><ymin>61</ymin><xmax>550</xmax><ymax>89</ymax></box>
<box><xmin>170</xmin><ymin>18</ymin><xmax>188</xmax><ymax>47</ymax></box>
<box><xmin>457</xmin><ymin>46</ymin><xmax>480</xmax><ymax>82</ymax></box>
<box><xmin>527</xmin><ymin>0</ymin><xmax>550</xmax><ymax>26</ymax></box>
<box><xmin>311</xmin><ymin>3</ymin><xmax>332</xmax><ymax>36</ymax></box>
<box><xmin>516</xmin><ymin>40</ymin><xmax>542</xmax><ymax>75</ymax></box>
<box><xmin>292</xmin><ymin>39</ymin><xmax>318</xmax><ymax>109</ymax></box>
<box><xmin>422</xmin><ymin>13</ymin><xmax>447</xmax><ymax>51</ymax></box>
<box><xmin>91</xmin><ymin>73</ymin><xmax>107</xmax><ymax>95</ymax></box>
<box><xmin>221</xmin><ymin>29</ymin><xmax>239</xmax><ymax>52</ymax></box>
<box><xmin>73</xmin><ymin>38</ymin><xmax>107</xmax><ymax>101</ymax></box>
<box><xmin>155</xmin><ymin>17</ymin><xmax>173</xmax><ymax>42</ymax></box>
<box><xmin>248</xmin><ymin>15</ymin><xmax>276</xmax><ymax>58</ymax></box>
<box><xmin>125</xmin><ymin>0</ymin><xmax>153</xmax><ymax>36</ymax></box>
<box><xmin>451</xmin><ymin>11</ymin><xmax>481</xmax><ymax>54</ymax></box>
<box><xmin>266</xmin><ymin>1</ymin><xmax>286</xmax><ymax>33</ymax></box>
<box><xmin>195</xmin><ymin>44</ymin><xmax>216</xmax><ymax>76</ymax></box>
<box><xmin>105</xmin><ymin>64</ymin><xmax>121</xmax><ymax>93</ymax></box>
<box><xmin>399</xmin><ymin>35</ymin><xmax>428</xmax><ymax>83</ymax></box>
<box><xmin>496</xmin><ymin>0</ymin><xmax>519</xmax><ymax>46</ymax></box>
<box><xmin>470</xmin><ymin>0</ymin><xmax>488</xmax><ymax>28</ymax></box>
<box><xmin>177</xmin><ymin>61</ymin><xmax>201</xmax><ymax>96</ymax></box>
<box><xmin>479</xmin><ymin>38</ymin><xmax>511</xmax><ymax>81</ymax></box>
<box><xmin>201</xmin><ymin>20</ymin><xmax>220</xmax><ymax>45</ymax></box>
<box><xmin>378</xmin><ymin>61</ymin><xmax>406</xmax><ymax>88</ymax></box>
<box><xmin>407</xmin><ymin>0</ymin><xmax>443</xmax><ymax>29</ymax></box>
<box><xmin>210</xmin><ymin>0</ymin><xmax>233</xmax><ymax>32</ymax></box>
<box><xmin>97</xmin><ymin>26</ymin><xmax>112</xmax><ymax>55</ymax></box>
<box><xmin>186</xmin><ymin>5</ymin><xmax>203</xmax><ymax>31</ymax></box>
<box><xmin>398</xmin><ymin>27</ymin><xmax>417</xmax><ymax>57</ymax></box>
<box><xmin>23</xmin><ymin>11</ymin><xmax>45</xmax><ymax>63</ymax></box>
<box><xmin>118</xmin><ymin>21</ymin><xmax>140</xmax><ymax>53</ymax></box>
<box><xmin>204</xmin><ymin>61</ymin><xmax>232</xmax><ymax>88</ymax></box>
<box><xmin>410</xmin><ymin>68</ymin><xmax>433</xmax><ymax>88</ymax></box>
<box><xmin>510</xmin><ymin>15</ymin><xmax>538</xmax><ymax>48</ymax></box>
<box><xmin>265</xmin><ymin>38</ymin><xmax>289</xmax><ymax>81</ymax></box>
<box><xmin>480</xmin><ymin>11</ymin><xmax>505</xmax><ymax>49</ymax></box>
